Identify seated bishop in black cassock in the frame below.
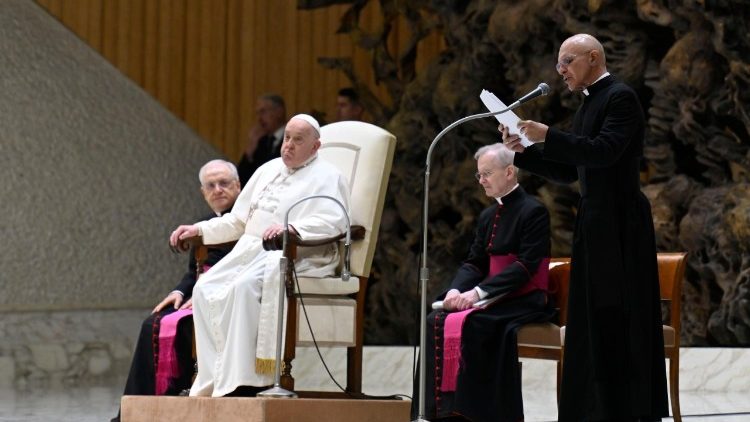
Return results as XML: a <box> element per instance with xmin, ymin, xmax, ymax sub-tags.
<box><xmin>413</xmin><ymin>143</ymin><xmax>554</xmax><ymax>422</ymax></box>
<box><xmin>119</xmin><ymin>222</ymin><xmax>231</xmax><ymax>397</ymax></box>
<box><xmin>112</xmin><ymin>159</ymin><xmax>241</xmax><ymax>422</ymax></box>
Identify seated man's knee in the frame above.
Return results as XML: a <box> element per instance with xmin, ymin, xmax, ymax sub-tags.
<box><xmin>140</xmin><ymin>313</ymin><xmax>159</xmax><ymax>333</ymax></box>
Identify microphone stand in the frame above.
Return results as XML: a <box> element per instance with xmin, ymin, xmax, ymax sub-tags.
<box><xmin>258</xmin><ymin>194</ymin><xmax>351</xmax><ymax>399</ymax></box>
<box><xmin>414</xmin><ymin>104</ymin><xmax>521</xmax><ymax>421</ymax></box>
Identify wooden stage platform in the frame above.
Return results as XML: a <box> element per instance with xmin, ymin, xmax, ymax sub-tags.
<box><xmin>121</xmin><ymin>395</ymin><xmax>412</xmax><ymax>422</ymax></box>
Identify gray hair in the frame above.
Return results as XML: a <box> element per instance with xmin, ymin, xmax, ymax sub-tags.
<box><xmin>198</xmin><ymin>159</ymin><xmax>239</xmax><ymax>185</ymax></box>
<box><xmin>474</xmin><ymin>143</ymin><xmax>515</xmax><ymax>168</ymax></box>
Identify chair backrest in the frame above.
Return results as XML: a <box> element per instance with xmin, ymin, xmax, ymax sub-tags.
<box><xmin>547</xmin><ymin>254</ymin><xmax>686</xmax><ymax>329</ymax></box>
<box><xmin>548</xmin><ymin>261</ymin><xmax>572</xmax><ymax>325</ymax></box>
<box><xmin>657</xmin><ymin>252</ymin><xmax>688</xmax><ymax>343</ymax></box>
<box><xmin>317</xmin><ymin>121</ymin><xmax>396</xmax><ymax>277</ymax></box>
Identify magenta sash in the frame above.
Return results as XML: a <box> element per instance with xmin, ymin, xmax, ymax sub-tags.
<box><xmin>155</xmin><ymin>309</ymin><xmax>193</xmax><ymax>395</ymax></box>
<box><xmin>439</xmin><ymin>308</ymin><xmax>478</xmax><ymax>392</ymax></box>
<box><xmin>439</xmin><ymin>255</ymin><xmax>550</xmax><ymax>392</ymax></box>
<box><xmin>154</xmin><ymin>264</ymin><xmax>211</xmax><ymax>394</ymax></box>
<box><xmin>494</xmin><ymin>254</ymin><xmax>550</xmax><ymax>298</ymax></box>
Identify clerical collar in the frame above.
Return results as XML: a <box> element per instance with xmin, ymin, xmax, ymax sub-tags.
<box><xmin>583</xmin><ymin>72</ymin><xmax>610</xmax><ymax>96</ymax></box>
<box><xmin>495</xmin><ymin>183</ymin><xmax>520</xmax><ymax>205</ymax></box>
<box><xmin>215</xmin><ymin>206</ymin><xmax>233</xmax><ymax>217</ymax></box>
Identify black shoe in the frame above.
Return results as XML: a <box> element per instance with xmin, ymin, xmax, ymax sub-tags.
<box><xmin>224</xmin><ymin>385</ymin><xmax>268</xmax><ymax>397</ymax></box>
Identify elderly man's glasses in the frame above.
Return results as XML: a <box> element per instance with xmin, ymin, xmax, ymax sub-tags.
<box><xmin>475</xmin><ymin>170</ymin><xmax>494</xmax><ymax>181</ymax></box>
<box><xmin>202</xmin><ymin>179</ymin><xmax>234</xmax><ymax>191</ymax></box>
<box><xmin>555</xmin><ymin>50</ymin><xmax>591</xmax><ymax>72</ymax></box>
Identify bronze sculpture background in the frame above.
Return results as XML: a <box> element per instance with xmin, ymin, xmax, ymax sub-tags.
<box><xmin>302</xmin><ymin>0</ymin><xmax>750</xmax><ymax>346</ymax></box>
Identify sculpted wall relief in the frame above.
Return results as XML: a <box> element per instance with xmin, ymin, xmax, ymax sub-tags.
<box><xmin>302</xmin><ymin>0</ymin><xmax>750</xmax><ymax>345</ymax></box>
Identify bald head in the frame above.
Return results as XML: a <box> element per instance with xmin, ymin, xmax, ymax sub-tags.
<box><xmin>557</xmin><ymin>33</ymin><xmax>608</xmax><ymax>91</ymax></box>
<box><xmin>561</xmin><ymin>34</ymin><xmax>606</xmax><ymax>65</ymax></box>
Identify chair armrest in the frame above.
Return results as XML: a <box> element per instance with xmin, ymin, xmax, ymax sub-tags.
<box><xmin>170</xmin><ymin>236</ymin><xmax>237</xmax><ymax>252</ymax></box>
<box><xmin>262</xmin><ymin>225</ymin><xmax>366</xmax><ymax>251</ymax></box>
<box><xmin>169</xmin><ymin>236</ymin><xmax>203</xmax><ymax>254</ymax></box>
<box><xmin>170</xmin><ymin>236</ymin><xmax>236</xmax><ymax>276</ymax></box>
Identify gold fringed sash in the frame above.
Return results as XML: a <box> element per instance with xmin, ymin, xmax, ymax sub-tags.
<box><xmin>255</xmin><ymin>358</ymin><xmax>277</xmax><ymax>375</ymax></box>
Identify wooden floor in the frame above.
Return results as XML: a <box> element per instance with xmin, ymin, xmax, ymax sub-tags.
<box><xmin>121</xmin><ymin>395</ymin><xmax>412</xmax><ymax>422</ymax></box>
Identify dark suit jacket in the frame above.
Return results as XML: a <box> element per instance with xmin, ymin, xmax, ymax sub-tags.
<box><xmin>237</xmin><ymin>134</ymin><xmax>281</xmax><ymax>186</ymax></box>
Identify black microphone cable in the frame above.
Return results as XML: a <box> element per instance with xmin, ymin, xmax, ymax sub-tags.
<box><xmin>292</xmin><ymin>260</ymin><xmax>411</xmax><ymax>401</ymax></box>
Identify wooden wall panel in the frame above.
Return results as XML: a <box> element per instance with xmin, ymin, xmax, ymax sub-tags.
<box><xmin>141</xmin><ymin>0</ymin><xmax>159</xmax><ymax>94</ymax></box>
<box><xmin>35</xmin><ymin>0</ymin><xmax>445</xmax><ymax>160</ymax></box>
<box><xmin>223</xmin><ymin>0</ymin><xmax>241</xmax><ymax>161</ymax></box>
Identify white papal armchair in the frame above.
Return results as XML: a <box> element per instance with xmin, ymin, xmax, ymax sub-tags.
<box><xmin>277</xmin><ymin>121</ymin><xmax>396</xmax><ymax>396</ymax></box>
<box><xmin>185</xmin><ymin>121</ymin><xmax>396</xmax><ymax>396</ymax></box>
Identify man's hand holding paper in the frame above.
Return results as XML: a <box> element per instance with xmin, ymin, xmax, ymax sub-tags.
<box><xmin>499</xmin><ymin>120</ymin><xmax>549</xmax><ymax>152</ymax></box>
<box><xmin>479</xmin><ymin>89</ymin><xmax>533</xmax><ymax>147</ymax></box>
<box><xmin>480</xmin><ymin>89</ymin><xmax>548</xmax><ymax>151</ymax></box>
<box><xmin>515</xmin><ymin>120</ymin><xmax>549</xmax><ymax>144</ymax></box>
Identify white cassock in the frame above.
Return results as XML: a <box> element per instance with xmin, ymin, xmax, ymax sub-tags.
<box><xmin>189</xmin><ymin>155</ymin><xmax>350</xmax><ymax>397</ymax></box>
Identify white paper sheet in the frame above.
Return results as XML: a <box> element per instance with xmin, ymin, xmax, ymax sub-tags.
<box><xmin>479</xmin><ymin>89</ymin><xmax>533</xmax><ymax>147</ymax></box>
<box><xmin>431</xmin><ymin>293</ymin><xmax>507</xmax><ymax>311</ymax></box>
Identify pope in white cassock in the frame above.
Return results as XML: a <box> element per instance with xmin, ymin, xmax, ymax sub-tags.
<box><xmin>169</xmin><ymin>114</ymin><xmax>350</xmax><ymax>397</ymax></box>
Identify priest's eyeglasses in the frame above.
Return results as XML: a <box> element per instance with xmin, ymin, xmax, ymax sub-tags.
<box><xmin>202</xmin><ymin>179</ymin><xmax>234</xmax><ymax>191</ymax></box>
<box><xmin>556</xmin><ymin>50</ymin><xmax>592</xmax><ymax>72</ymax></box>
<box><xmin>475</xmin><ymin>170</ymin><xmax>494</xmax><ymax>181</ymax></box>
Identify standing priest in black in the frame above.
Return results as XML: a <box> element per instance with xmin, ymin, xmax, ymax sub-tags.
<box><xmin>413</xmin><ymin>143</ymin><xmax>553</xmax><ymax>422</ymax></box>
<box><xmin>501</xmin><ymin>33</ymin><xmax>668</xmax><ymax>422</ymax></box>
<box><xmin>111</xmin><ymin>160</ymin><xmax>241</xmax><ymax>422</ymax></box>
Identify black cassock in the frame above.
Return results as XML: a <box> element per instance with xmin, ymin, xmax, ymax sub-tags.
<box><xmin>413</xmin><ymin>187</ymin><xmax>554</xmax><ymax>422</ymax></box>
<box><xmin>515</xmin><ymin>75</ymin><xmax>669</xmax><ymax>421</ymax></box>
<box><xmin>121</xmin><ymin>212</ymin><xmax>232</xmax><ymax>397</ymax></box>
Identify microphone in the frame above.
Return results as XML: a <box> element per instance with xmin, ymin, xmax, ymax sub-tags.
<box><xmin>509</xmin><ymin>82</ymin><xmax>551</xmax><ymax>109</ymax></box>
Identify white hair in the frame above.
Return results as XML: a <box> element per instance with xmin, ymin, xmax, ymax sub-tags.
<box><xmin>198</xmin><ymin>159</ymin><xmax>239</xmax><ymax>185</ymax></box>
<box><xmin>474</xmin><ymin>143</ymin><xmax>515</xmax><ymax>167</ymax></box>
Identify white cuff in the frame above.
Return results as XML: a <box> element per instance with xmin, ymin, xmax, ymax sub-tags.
<box><xmin>474</xmin><ymin>286</ymin><xmax>488</xmax><ymax>299</ymax></box>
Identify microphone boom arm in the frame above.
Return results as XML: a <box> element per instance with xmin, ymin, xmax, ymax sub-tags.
<box><xmin>282</xmin><ymin>195</ymin><xmax>352</xmax><ymax>271</ymax></box>
<box><xmin>257</xmin><ymin>194</ymin><xmax>351</xmax><ymax>399</ymax></box>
